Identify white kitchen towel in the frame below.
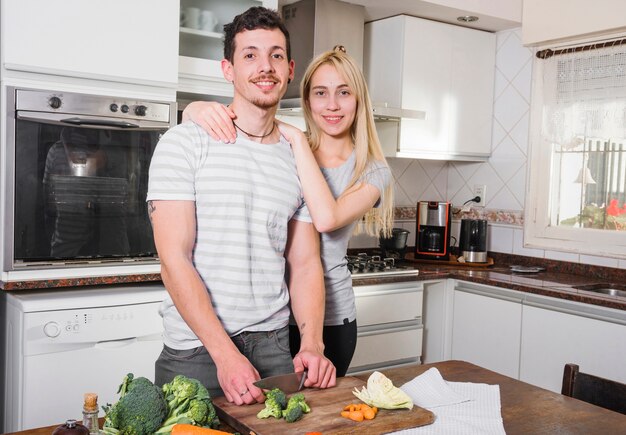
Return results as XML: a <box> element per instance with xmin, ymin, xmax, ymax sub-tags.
<box><xmin>400</xmin><ymin>367</ymin><xmax>470</xmax><ymax>408</ymax></box>
<box><xmin>387</xmin><ymin>369</ymin><xmax>506</xmax><ymax>435</ymax></box>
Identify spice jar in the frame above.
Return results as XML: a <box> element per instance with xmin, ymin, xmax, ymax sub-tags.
<box><xmin>82</xmin><ymin>393</ymin><xmax>100</xmax><ymax>434</ymax></box>
<box><xmin>52</xmin><ymin>419</ymin><xmax>90</xmax><ymax>435</ymax></box>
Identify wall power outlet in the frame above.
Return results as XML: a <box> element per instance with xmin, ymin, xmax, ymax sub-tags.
<box><xmin>474</xmin><ymin>184</ymin><xmax>487</xmax><ymax>207</ymax></box>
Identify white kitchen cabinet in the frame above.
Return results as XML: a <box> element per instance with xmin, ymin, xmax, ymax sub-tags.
<box><xmin>522</xmin><ymin>0</ymin><xmax>626</xmax><ymax>47</ymax></box>
<box><xmin>177</xmin><ymin>0</ymin><xmax>277</xmax><ymax>96</ymax></box>
<box><xmin>421</xmin><ymin>280</ymin><xmax>453</xmax><ymax>364</ymax></box>
<box><xmin>364</xmin><ymin>15</ymin><xmax>495</xmax><ymax>161</ymax></box>
<box><xmin>2</xmin><ymin>1</ymin><xmax>179</xmax><ymax>86</ymax></box>
<box><xmin>519</xmin><ymin>294</ymin><xmax>626</xmax><ymax>393</ymax></box>
<box><xmin>451</xmin><ymin>281</ymin><xmax>523</xmax><ymax>378</ymax></box>
<box><xmin>348</xmin><ymin>281</ymin><xmax>423</xmax><ymax>373</ymax></box>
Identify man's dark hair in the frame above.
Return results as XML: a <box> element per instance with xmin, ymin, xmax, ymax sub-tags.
<box><xmin>223</xmin><ymin>6</ymin><xmax>291</xmax><ymax>63</ymax></box>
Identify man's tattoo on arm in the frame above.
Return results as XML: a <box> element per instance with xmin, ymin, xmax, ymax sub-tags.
<box><xmin>147</xmin><ymin>201</ymin><xmax>156</xmax><ymax>222</ymax></box>
<box><xmin>299</xmin><ymin>322</ymin><xmax>306</xmax><ymax>338</ymax></box>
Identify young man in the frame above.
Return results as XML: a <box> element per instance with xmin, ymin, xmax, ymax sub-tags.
<box><xmin>147</xmin><ymin>7</ymin><xmax>336</xmax><ymax>405</ymax></box>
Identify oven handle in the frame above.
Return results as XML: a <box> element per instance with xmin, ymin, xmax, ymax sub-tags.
<box><xmin>61</xmin><ymin>117</ymin><xmax>139</xmax><ymax>128</ymax></box>
<box><xmin>16</xmin><ymin>111</ymin><xmax>169</xmax><ymax>129</ymax></box>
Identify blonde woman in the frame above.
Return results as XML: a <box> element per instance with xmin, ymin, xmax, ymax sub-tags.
<box><xmin>184</xmin><ymin>47</ymin><xmax>393</xmax><ymax>376</ymax></box>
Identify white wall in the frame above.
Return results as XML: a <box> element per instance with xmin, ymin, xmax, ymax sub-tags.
<box><xmin>522</xmin><ymin>0</ymin><xmax>626</xmax><ymax>47</ymax></box>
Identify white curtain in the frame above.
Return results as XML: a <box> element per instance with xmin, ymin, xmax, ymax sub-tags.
<box><xmin>541</xmin><ymin>43</ymin><xmax>626</xmax><ymax>148</ymax></box>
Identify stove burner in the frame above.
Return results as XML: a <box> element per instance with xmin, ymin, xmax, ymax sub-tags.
<box><xmin>346</xmin><ymin>253</ymin><xmax>417</xmax><ymax>277</ymax></box>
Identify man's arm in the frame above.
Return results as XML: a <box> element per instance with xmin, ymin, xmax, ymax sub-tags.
<box><xmin>285</xmin><ymin>219</ymin><xmax>337</xmax><ymax>389</ymax></box>
<box><xmin>149</xmin><ymin>200</ymin><xmax>264</xmax><ymax>405</ymax></box>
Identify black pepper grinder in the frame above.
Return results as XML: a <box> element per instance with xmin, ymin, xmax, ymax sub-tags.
<box><xmin>52</xmin><ymin>419</ymin><xmax>90</xmax><ymax>435</ymax></box>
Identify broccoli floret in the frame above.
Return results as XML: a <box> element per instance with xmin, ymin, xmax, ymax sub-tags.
<box><xmin>155</xmin><ymin>398</ymin><xmax>219</xmax><ymax>433</ymax></box>
<box><xmin>282</xmin><ymin>393</ymin><xmax>310</xmax><ymax>423</ymax></box>
<box><xmin>256</xmin><ymin>388</ymin><xmax>288</xmax><ymax>419</ymax></box>
<box><xmin>102</xmin><ymin>374</ymin><xmax>168</xmax><ymax>435</ymax></box>
<box><xmin>155</xmin><ymin>375</ymin><xmax>219</xmax><ymax>433</ymax></box>
<box><xmin>282</xmin><ymin>404</ymin><xmax>304</xmax><ymax>423</ymax></box>
<box><xmin>266</xmin><ymin>388</ymin><xmax>288</xmax><ymax>409</ymax></box>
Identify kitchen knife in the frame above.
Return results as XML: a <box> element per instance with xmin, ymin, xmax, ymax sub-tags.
<box><xmin>253</xmin><ymin>370</ymin><xmax>307</xmax><ymax>393</ymax></box>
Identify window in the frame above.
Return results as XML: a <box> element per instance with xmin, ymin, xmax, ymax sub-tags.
<box><xmin>526</xmin><ymin>39</ymin><xmax>626</xmax><ymax>258</ymax></box>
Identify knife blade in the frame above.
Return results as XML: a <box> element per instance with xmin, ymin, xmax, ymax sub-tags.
<box><xmin>253</xmin><ymin>369</ymin><xmax>307</xmax><ymax>393</ymax></box>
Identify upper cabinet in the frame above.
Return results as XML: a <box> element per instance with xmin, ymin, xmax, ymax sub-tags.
<box><xmin>2</xmin><ymin>0</ymin><xmax>179</xmax><ymax>86</ymax></box>
<box><xmin>522</xmin><ymin>0</ymin><xmax>626</xmax><ymax>47</ymax></box>
<box><xmin>177</xmin><ymin>0</ymin><xmax>277</xmax><ymax>96</ymax></box>
<box><xmin>365</xmin><ymin>15</ymin><xmax>496</xmax><ymax>161</ymax></box>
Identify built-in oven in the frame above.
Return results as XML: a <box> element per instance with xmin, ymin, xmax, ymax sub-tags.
<box><xmin>2</xmin><ymin>87</ymin><xmax>175</xmax><ymax>273</ymax></box>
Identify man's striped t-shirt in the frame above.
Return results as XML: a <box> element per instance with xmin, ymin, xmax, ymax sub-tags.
<box><xmin>147</xmin><ymin>121</ymin><xmax>311</xmax><ymax>350</ymax></box>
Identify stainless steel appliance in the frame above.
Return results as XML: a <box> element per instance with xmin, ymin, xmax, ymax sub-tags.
<box><xmin>346</xmin><ymin>253</ymin><xmax>418</xmax><ymax>278</ymax></box>
<box><xmin>414</xmin><ymin>201</ymin><xmax>452</xmax><ymax>261</ymax></box>
<box><xmin>278</xmin><ymin>0</ymin><xmax>425</xmax><ymax>121</ymax></box>
<box><xmin>459</xmin><ymin>219</ymin><xmax>488</xmax><ymax>263</ymax></box>
<box><xmin>2</xmin><ymin>87</ymin><xmax>175</xmax><ymax>273</ymax></box>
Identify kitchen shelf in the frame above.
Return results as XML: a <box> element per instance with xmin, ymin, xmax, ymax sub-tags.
<box><xmin>180</xmin><ymin>26</ymin><xmax>223</xmax><ymax>40</ymax></box>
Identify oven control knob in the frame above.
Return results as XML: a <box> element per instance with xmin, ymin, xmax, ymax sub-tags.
<box><xmin>48</xmin><ymin>96</ymin><xmax>62</xmax><ymax>109</ymax></box>
<box><xmin>43</xmin><ymin>321</ymin><xmax>61</xmax><ymax>338</ymax></box>
<box><xmin>110</xmin><ymin>103</ymin><xmax>119</xmax><ymax>112</ymax></box>
<box><xmin>134</xmin><ymin>105</ymin><xmax>147</xmax><ymax>116</ymax></box>
<box><xmin>120</xmin><ymin>104</ymin><xmax>130</xmax><ymax>113</ymax></box>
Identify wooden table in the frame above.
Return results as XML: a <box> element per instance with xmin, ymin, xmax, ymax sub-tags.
<box><xmin>7</xmin><ymin>360</ymin><xmax>626</xmax><ymax>434</ymax></box>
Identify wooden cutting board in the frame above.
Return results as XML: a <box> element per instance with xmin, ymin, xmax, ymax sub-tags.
<box><xmin>213</xmin><ymin>376</ymin><xmax>435</xmax><ymax>435</ymax></box>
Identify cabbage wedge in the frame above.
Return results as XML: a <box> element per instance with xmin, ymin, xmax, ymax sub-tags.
<box><xmin>353</xmin><ymin>371</ymin><xmax>413</xmax><ymax>410</ymax></box>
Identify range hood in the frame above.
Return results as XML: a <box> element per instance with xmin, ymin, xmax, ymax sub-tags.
<box><xmin>279</xmin><ymin>0</ymin><xmax>425</xmax><ymax>121</ymax></box>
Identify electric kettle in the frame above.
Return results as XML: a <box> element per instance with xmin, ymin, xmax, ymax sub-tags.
<box><xmin>458</xmin><ymin>219</ymin><xmax>488</xmax><ymax>263</ymax></box>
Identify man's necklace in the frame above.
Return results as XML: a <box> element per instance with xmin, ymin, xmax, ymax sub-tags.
<box><xmin>233</xmin><ymin>121</ymin><xmax>276</xmax><ymax>139</ymax></box>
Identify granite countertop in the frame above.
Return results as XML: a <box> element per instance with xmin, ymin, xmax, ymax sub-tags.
<box><xmin>351</xmin><ymin>252</ymin><xmax>626</xmax><ymax>311</ymax></box>
<box><xmin>2</xmin><ymin>252</ymin><xmax>625</xmax><ymax>311</ymax></box>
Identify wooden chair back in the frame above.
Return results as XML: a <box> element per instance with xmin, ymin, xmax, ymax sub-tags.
<box><xmin>561</xmin><ymin>363</ymin><xmax>626</xmax><ymax>415</ymax></box>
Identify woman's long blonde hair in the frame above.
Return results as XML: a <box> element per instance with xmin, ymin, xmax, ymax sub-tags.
<box><xmin>300</xmin><ymin>46</ymin><xmax>394</xmax><ymax>237</ymax></box>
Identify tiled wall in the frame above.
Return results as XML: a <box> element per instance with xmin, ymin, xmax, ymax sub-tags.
<box><xmin>349</xmin><ymin>28</ymin><xmax>626</xmax><ymax>269</ymax></box>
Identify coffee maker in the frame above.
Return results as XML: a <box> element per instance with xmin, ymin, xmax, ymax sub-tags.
<box><xmin>414</xmin><ymin>201</ymin><xmax>452</xmax><ymax>261</ymax></box>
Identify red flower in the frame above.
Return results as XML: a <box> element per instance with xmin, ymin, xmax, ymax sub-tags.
<box><xmin>607</xmin><ymin>199</ymin><xmax>621</xmax><ymax>216</ymax></box>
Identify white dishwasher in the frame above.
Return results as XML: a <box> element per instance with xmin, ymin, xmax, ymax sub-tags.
<box><xmin>1</xmin><ymin>283</ymin><xmax>168</xmax><ymax>433</ymax></box>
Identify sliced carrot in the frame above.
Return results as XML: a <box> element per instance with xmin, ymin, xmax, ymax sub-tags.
<box><xmin>363</xmin><ymin>408</ymin><xmax>376</xmax><ymax>420</ymax></box>
<box><xmin>340</xmin><ymin>410</ymin><xmax>351</xmax><ymax>419</ymax></box>
<box><xmin>348</xmin><ymin>410</ymin><xmax>364</xmax><ymax>422</ymax></box>
<box><xmin>372</xmin><ymin>406</ymin><xmax>378</xmax><ymax>414</ymax></box>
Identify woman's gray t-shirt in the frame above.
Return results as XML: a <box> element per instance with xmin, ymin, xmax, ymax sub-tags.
<box><xmin>319</xmin><ymin>151</ymin><xmax>391</xmax><ymax>326</ymax></box>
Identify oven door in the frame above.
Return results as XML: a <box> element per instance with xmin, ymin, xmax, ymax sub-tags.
<box><xmin>4</xmin><ymin>88</ymin><xmax>174</xmax><ymax>271</ymax></box>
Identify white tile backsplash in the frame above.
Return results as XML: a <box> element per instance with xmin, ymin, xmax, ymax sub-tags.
<box><xmin>488</xmin><ymin>224</ymin><xmax>514</xmax><ymax>254</ymax></box>
<box><xmin>579</xmin><ymin>254</ymin><xmax>620</xmax><ymax>268</ymax></box>
<box><xmin>512</xmin><ymin>228</ymin><xmax>545</xmax><ymax>258</ymax></box>
<box><xmin>544</xmin><ymin>250</ymin><xmax>580</xmax><ymax>263</ymax></box>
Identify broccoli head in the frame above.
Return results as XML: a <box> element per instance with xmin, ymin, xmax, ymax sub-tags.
<box><xmin>155</xmin><ymin>375</ymin><xmax>219</xmax><ymax>433</ymax></box>
<box><xmin>102</xmin><ymin>374</ymin><xmax>168</xmax><ymax>435</ymax></box>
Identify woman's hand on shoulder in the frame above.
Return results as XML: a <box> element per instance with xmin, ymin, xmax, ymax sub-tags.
<box><xmin>276</xmin><ymin>119</ymin><xmax>308</xmax><ymax>149</ymax></box>
<box><xmin>182</xmin><ymin>101</ymin><xmax>237</xmax><ymax>143</ymax></box>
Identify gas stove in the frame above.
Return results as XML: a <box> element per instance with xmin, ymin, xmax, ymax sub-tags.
<box><xmin>346</xmin><ymin>253</ymin><xmax>418</xmax><ymax>278</ymax></box>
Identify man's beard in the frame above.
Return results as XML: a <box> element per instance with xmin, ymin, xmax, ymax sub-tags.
<box><xmin>250</xmin><ymin>93</ymin><xmax>281</xmax><ymax>109</ymax></box>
